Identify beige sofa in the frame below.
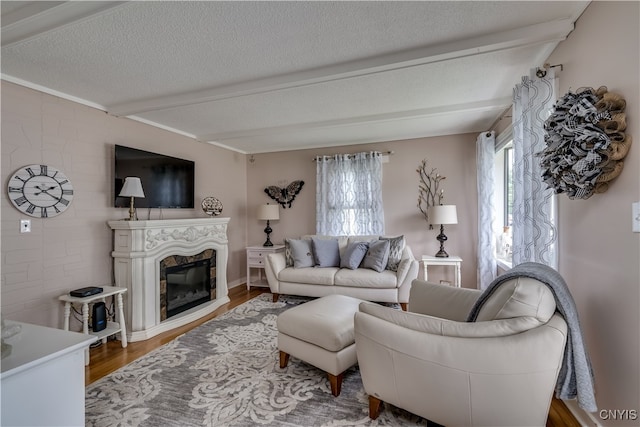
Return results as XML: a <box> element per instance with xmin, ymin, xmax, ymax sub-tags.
<box><xmin>354</xmin><ymin>278</ymin><xmax>568</xmax><ymax>426</ymax></box>
<box><xmin>264</xmin><ymin>235</ymin><xmax>419</xmax><ymax>309</ymax></box>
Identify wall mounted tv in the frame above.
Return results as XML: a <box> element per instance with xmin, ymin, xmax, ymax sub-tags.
<box><xmin>114</xmin><ymin>145</ymin><xmax>195</xmax><ymax>209</ymax></box>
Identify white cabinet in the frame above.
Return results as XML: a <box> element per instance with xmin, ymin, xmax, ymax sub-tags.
<box><xmin>246</xmin><ymin>245</ymin><xmax>285</xmax><ymax>290</ymax></box>
<box><xmin>1</xmin><ymin>321</ymin><xmax>96</xmax><ymax>427</ymax></box>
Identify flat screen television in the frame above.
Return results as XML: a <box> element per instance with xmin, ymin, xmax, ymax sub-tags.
<box><xmin>114</xmin><ymin>145</ymin><xmax>195</xmax><ymax>209</ymax></box>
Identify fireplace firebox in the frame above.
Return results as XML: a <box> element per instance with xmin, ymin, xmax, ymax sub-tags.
<box><xmin>166</xmin><ymin>259</ymin><xmax>211</xmax><ymax>318</ymax></box>
<box><xmin>159</xmin><ymin>249</ymin><xmax>217</xmax><ymax>321</ymax></box>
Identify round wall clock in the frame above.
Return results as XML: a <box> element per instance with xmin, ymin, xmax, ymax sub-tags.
<box><xmin>7</xmin><ymin>164</ymin><xmax>74</xmax><ymax>218</ymax></box>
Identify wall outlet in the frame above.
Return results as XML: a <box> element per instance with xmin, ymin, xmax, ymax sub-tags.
<box><xmin>633</xmin><ymin>202</ymin><xmax>640</xmax><ymax>233</ymax></box>
<box><xmin>20</xmin><ymin>219</ymin><xmax>31</xmax><ymax>233</ymax></box>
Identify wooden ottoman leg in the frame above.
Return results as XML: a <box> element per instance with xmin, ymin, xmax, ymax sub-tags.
<box><xmin>279</xmin><ymin>351</ymin><xmax>290</xmax><ymax>369</ymax></box>
<box><xmin>328</xmin><ymin>372</ymin><xmax>344</xmax><ymax>397</ymax></box>
<box><xmin>369</xmin><ymin>395</ymin><xmax>383</xmax><ymax>419</ymax></box>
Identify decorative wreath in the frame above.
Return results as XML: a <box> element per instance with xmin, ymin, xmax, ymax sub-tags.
<box><xmin>539</xmin><ymin>86</ymin><xmax>631</xmax><ymax>199</ymax></box>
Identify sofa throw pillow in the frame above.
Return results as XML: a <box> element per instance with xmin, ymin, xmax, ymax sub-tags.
<box><xmin>284</xmin><ymin>239</ymin><xmax>294</xmax><ymax>267</ymax></box>
<box><xmin>362</xmin><ymin>239</ymin><xmax>390</xmax><ymax>273</ymax></box>
<box><xmin>312</xmin><ymin>238</ymin><xmax>340</xmax><ymax>267</ymax></box>
<box><xmin>288</xmin><ymin>239</ymin><xmax>315</xmax><ymax>268</ymax></box>
<box><xmin>340</xmin><ymin>241</ymin><xmax>369</xmax><ymax>269</ymax></box>
<box><xmin>379</xmin><ymin>235</ymin><xmax>405</xmax><ymax>272</ymax></box>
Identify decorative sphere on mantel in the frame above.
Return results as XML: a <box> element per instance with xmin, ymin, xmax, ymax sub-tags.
<box><xmin>201</xmin><ymin>197</ymin><xmax>223</xmax><ymax>216</ymax></box>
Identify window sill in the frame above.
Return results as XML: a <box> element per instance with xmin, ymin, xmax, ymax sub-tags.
<box><xmin>496</xmin><ymin>258</ymin><xmax>513</xmax><ymax>272</ymax></box>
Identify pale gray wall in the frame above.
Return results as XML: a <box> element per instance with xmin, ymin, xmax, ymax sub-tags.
<box><xmin>546</xmin><ymin>2</ymin><xmax>639</xmax><ymax>424</ymax></box>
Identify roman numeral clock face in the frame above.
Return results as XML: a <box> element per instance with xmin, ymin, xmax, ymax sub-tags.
<box><xmin>7</xmin><ymin>165</ymin><xmax>74</xmax><ymax>218</ymax></box>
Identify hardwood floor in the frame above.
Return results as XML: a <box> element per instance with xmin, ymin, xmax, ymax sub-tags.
<box><xmin>86</xmin><ymin>285</ymin><xmax>579</xmax><ymax>426</ymax></box>
<box><xmin>547</xmin><ymin>399</ymin><xmax>582</xmax><ymax>427</ymax></box>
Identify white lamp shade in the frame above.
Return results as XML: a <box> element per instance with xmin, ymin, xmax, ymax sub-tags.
<box><xmin>429</xmin><ymin>205</ymin><xmax>458</xmax><ymax>225</ymax></box>
<box><xmin>257</xmin><ymin>204</ymin><xmax>279</xmax><ymax>220</ymax></box>
<box><xmin>119</xmin><ymin>177</ymin><xmax>145</xmax><ymax>198</ymax></box>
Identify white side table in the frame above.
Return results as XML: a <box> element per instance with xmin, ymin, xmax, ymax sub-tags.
<box><xmin>421</xmin><ymin>255</ymin><xmax>463</xmax><ymax>287</ymax></box>
<box><xmin>59</xmin><ymin>286</ymin><xmax>128</xmax><ymax>365</ymax></box>
<box><xmin>246</xmin><ymin>245</ymin><xmax>285</xmax><ymax>290</ymax></box>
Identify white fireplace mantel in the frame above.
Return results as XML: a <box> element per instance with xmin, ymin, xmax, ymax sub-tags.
<box><xmin>108</xmin><ymin>217</ymin><xmax>230</xmax><ymax>342</ymax></box>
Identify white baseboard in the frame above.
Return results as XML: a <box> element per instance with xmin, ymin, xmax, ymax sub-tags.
<box><xmin>227</xmin><ymin>278</ymin><xmax>246</xmax><ymax>289</ymax></box>
<box><xmin>563</xmin><ymin>399</ymin><xmax>602</xmax><ymax>427</ymax></box>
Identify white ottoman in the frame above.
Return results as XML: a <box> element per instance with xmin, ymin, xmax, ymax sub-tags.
<box><xmin>277</xmin><ymin>294</ymin><xmax>363</xmax><ymax>396</ymax></box>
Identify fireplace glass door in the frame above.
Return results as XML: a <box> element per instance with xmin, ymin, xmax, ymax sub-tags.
<box><xmin>165</xmin><ymin>258</ymin><xmax>211</xmax><ymax>318</ymax></box>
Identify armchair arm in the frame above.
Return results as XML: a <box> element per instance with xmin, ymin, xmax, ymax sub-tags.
<box><xmin>358</xmin><ymin>302</ymin><xmax>555</xmax><ymax>338</ymax></box>
<box><xmin>409</xmin><ymin>279</ymin><xmax>482</xmax><ymax>321</ymax></box>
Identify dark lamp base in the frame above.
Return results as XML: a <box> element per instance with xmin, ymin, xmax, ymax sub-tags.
<box><xmin>435</xmin><ymin>224</ymin><xmax>450</xmax><ymax>258</ymax></box>
<box><xmin>263</xmin><ymin>220</ymin><xmax>274</xmax><ymax>247</ymax></box>
<box><xmin>435</xmin><ymin>249</ymin><xmax>449</xmax><ymax>258</ymax></box>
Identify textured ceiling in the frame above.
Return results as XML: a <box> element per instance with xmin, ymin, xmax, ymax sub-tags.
<box><xmin>1</xmin><ymin>1</ymin><xmax>590</xmax><ymax>154</ymax></box>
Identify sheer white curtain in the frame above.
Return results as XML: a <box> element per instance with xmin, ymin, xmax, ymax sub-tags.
<box><xmin>476</xmin><ymin>131</ymin><xmax>497</xmax><ymax>289</ymax></box>
<box><xmin>512</xmin><ymin>70</ymin><xmax>558</xmax><ymax>268</ymax></box>
<box><xmin>316</xmin><ymin>151</ymin><xmax>384</xmax><ymax>236</ymax></box>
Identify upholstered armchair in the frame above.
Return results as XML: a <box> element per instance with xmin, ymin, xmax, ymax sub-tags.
<box><xmin>354</xmin><ymin>278</ymin><xmax>568</xmax><ymax>426</ymax></box>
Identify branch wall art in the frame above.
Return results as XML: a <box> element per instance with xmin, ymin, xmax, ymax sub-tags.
<box><xmin>416</xmin><ymin>159</ymin><xmax>446</xmax><ymax>229</ymax></box>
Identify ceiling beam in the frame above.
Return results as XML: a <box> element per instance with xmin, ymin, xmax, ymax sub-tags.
<box><xmin>197</xmin><ymin>97</ymin><xmax>512</xmax><ymax>143</ymax></box>
<box><xmin>1</xmin><ymin>1</ymin><xmax>127</xmax><ymax>48</ymax></box>
<box><xmin>108</xmin><ymin>19</ymin><xmax>573</xmax><ymax>117</ymax></box>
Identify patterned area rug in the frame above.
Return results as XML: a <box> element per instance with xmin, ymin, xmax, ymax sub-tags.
<box><xmin>86</xmin><ymin>294</ymin><xmax>428</xmax><ymax>426</ymax></box>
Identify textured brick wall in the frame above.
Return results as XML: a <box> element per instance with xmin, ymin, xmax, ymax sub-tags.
<box><xmin>1</xmin><ymin>81</ymin><xmax>248</xmax><ymax>330</ymax></box>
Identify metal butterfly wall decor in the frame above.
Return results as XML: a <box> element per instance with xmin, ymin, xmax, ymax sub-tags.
<box><xmin>264</xmin><ymin>180</ymin><xmax>304</xmax><ymax>208</ymax></box>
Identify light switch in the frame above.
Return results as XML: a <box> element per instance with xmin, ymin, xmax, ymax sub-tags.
<box><xmin>633</xmin><ymin>202</ymin><xmax>640</xmax><ymax>233</ymax></box>
<box><xmin>20</xmin><ymin>219</ymin><xmax>31</xmax><ymax>233</ymax></box>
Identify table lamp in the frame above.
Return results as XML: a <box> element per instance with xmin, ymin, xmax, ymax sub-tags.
<box><xmin>429</xmin><ymin>205</ymin><xmax>458</xmax><ymax>257</ymax></box>
<box><xmin>119</xmin><ymin>177</ymin><xmax>145</xmax><ymax>221</ymax></box>
<box><xmin>257</xmin><ymin>204</ymin><xmax>279</xmax><ymax>246</ymax></box>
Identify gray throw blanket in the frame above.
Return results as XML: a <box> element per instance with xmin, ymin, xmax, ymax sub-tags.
<box><xmin>466</xmin><ymin>262</ymin><xmax>597</xmax><ymax>412</ymax></box>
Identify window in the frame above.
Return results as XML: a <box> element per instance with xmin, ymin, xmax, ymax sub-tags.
<box><xmin>329</xmin><ymin>168</ymin><xmax>364</xmax><ymax>234</ymax></box>
<box><xmin>494</xmin><ymin>132</ymin><xmax>513</xmax><ymax>268</ymax></box>
<box><xmin>504</xmin><ymin>145</ymin><xmax>514</xmax><ymax>228</ymax></box>
<box><xmin>316</xmin><ymin>152</ymin><xmax>384</xmax><ymax>236</ymax></box>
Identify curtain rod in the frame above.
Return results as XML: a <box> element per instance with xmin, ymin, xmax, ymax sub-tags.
<box><xmin>487</xmin><ymin>63</ymin><xmax>563</xmax><ymax>132</ymax></box>
<box><xmin>488</xmin><ymin>106</ymin><xmax>513</xmax><ymax>133</ymax></box>
<box><xmin>535</xmin><ymin>63</ymin><xmax>563</xmax><ymax>78</ymax></box>
<box><xmin>312</xmin><ymin>151</ymin><xmax>394</xmax><ymax>161</ymax></box>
